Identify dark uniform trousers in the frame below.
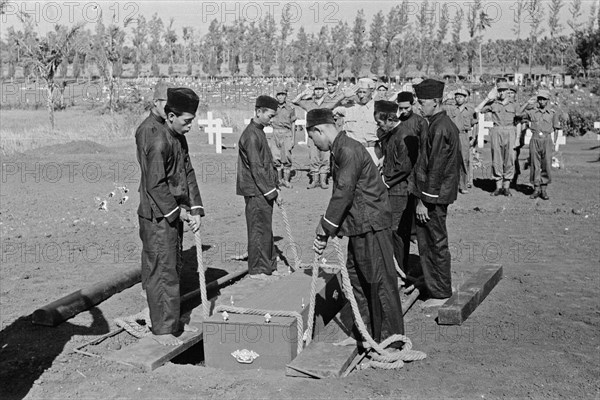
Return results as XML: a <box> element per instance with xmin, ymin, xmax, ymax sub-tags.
<box><xmin>389</xmin><ymin>195</ymin><xmax>414</xmax><ymax>273</ymax></box>
<box><xmin>490</xmin><ymin>126</ymin><xmax>515</xmax><ymax>181</ymax></box>
<box><xmin>139</xmin><ymin>215</ymin><xmax>183</xmax><ymax>335</ymax></box>
<box><xmin>529</xmin><ymin>135</ymin><xmax>553</xmax><ymax>186</ymax></box>
<box><xmin>415</xmin><ymin>203</ymin><xmax>452</xmax><ymax>299</ymax></box>
<box><xmin>347</xmin><ymin>229</ymin><xmax>404</xmax><ymax>343</ymax></box>
<box><xmin>245</xmin><ymin>195</ymin><xmax>277</xmax><ymax>275</ymax></box>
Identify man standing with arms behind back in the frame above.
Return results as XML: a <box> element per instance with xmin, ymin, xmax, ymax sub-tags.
<box><xmin>411</xmin><ymin>79</ymin><xmax>463</xmax><ymax>308</ymax></box>
<box><xmin>237</xmin><ymin>95</ymin><xmax>283</xmax><ymax>279</ymax></box>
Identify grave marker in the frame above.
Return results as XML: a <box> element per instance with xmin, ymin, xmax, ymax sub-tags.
<box><xmin>477</xmin><ymin>114</ymin><xmax>493</xmax><ymax>148</ymax></box>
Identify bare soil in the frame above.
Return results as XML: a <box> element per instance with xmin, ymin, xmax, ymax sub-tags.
<box><xmin>1</xmin><ymin>134</ymin><xmax>599</xmax><ymax>400</ymax></box>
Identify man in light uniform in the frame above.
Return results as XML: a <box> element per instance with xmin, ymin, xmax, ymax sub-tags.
<box><xmin>519</xmin><ymin>90</ymin><xmax>561</xmax><ymax>200</ymax></box>
<box><xmin>292</xmin><ymin>81</ymin><xmax>334</xmax><ymax>189</ymax></box>
<box><xmin>269</xmin><ymin>85</ymin><xmax>297</xmax><ymax>188</ymax></box>
<box><xmin>333</xmin><ymin>78</ymin><xmax>379</xmax><ymax>165</ymax></box>
<box><xmin>475</xmin><ymin>81</ymin><xmax>518</xmax><ymax>196</ymax></box>
<box><xmin>445</xmin><ymin>87</ymin><xmax>477</xmax><ymax>194</ymax></box>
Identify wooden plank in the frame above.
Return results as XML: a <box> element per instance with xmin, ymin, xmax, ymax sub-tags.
<box><xmin>437</xmin><ymin>265</ymin><xmax>503</xmax><ymax>326</ymax></box>
<box><xmin>286</xmin><ymin>288</ymin><xmax>421</xmax><ymax>379</ymax></box>
<box><xmin>104</xmin><ymin>319</ymin><xmax>204</xmax><ymax>371</ymax></box>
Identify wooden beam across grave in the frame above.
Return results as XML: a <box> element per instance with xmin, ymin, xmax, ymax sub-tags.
<box><xmin>286</xmin><ymin>288</ymin><xmax>421</xmax><ymax>379</ymax></box>
<box><xmin>437</xmin><ymin>264</ymin><xmax>503</xmax><ymax>325</ymax></box>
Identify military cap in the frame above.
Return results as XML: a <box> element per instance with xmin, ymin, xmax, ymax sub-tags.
<box><xmin>396</xmin><ymin>91</ymin><xmax>414</xmax><ymax>104</ymax></box>
<box><xmin>166</xmin><ymin>87</ymin><xmax>199</xmax><ymax>114</ymax></box>
<box><xmin>154</xmin><ymin>80</ymin><xmax>174</xmax><ymax>101</ymax></box>
<box><xmin>497</xmin><ymin>81</ymin><xmax>509</xmax><ymax>90</ymax></box>
<box><xmin>507</xmin><ymin>84</ymin><xmax>517</xmax><ymax>93</ymax></box>
<box><xmin>275</xmin><ymin>85</ymin><xmax>288</xmax><ymax>94</ymax></box>
<box><xmin>414</xmin><ymin>79</ymin><xmax>444</xmax><ymax>100</ymax></box>
<box><xmin>374</xmin><ymin>100</ymin><xmax>398</xmax><ymax>114</ymax></box>
<box><xmin>326</xmin><ymin>76</ymin><xmax>338</xmax><ymax>85</ymax></box>
<box><xmin>313</xmin><ymin>80</ymin><xmax>326</xmax><ymax>89</ymax></box>
<box><xmin>455</xmin><ymin>87</ymin><xmax>470</xmax><ymax>97</ymax></box>
<box><xmin>537</xmin><ymin>89</ymin><xmax>550</xmax><ymax>99</ymax></box>
<box><xmin>358</xmin><ymin>78</ymin><xmax>376</xmax><ymax>89</ymax></box>
<box><xmin>377</xmin><ymin>83</ymin><xmax>388</xmax><ymax>90</ymax></box>
<box><xmin>306</xmin><ymin>108</ymin><xmax>335</xmax><ymax>130</ymax></box>
<box><xmin>255</xmin><ymin>95</ymin><xmax>279</xmax><ymax>111</ymax></box>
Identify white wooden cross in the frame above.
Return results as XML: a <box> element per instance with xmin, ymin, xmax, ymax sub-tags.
<box><xmin>198</xmin><ymin>112</ymin><xmax>217</xmax><ymax>144</ymax></box>
<box><xmin>198</xmin><ymin>112</ymin><xmax>233</xmax><ymax>153</ymax></box>
<box><xmin>554</xmin><ymin>129</ymin><xmax>566</xmax><ymax>152</ymax></box>
<box><xmin>477</xmin><ymin>113</ymin><xmax>494</xmax><ymax>148</ymax></box>
<box><xmin>595</xmin><ymin>122</ymin><xmax>600</xmax><ymax>140</ymax></box>
<box><xmin>295</xmin><ymin>119</ymin><xmax>307</xmax><ymax>144</ymax></box>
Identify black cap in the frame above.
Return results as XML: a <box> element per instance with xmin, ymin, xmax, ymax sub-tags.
<box><xmin>374</xmin><ymin>100</ymin><xmax>398</xmax><ymax>114</ymax></box>
<box><xmin>255</xmin><ymin>95</ymin><xmax>279</xmax><ymax>111</ymax></box>
<box><xmin>396</xmin><ymin>91</ymin><xmax>414</xmax><ymax>104</ymax></box>
<box><xmin>414</xmin><ymin>79</ymin><xmax>445</xmax><ymax>100</ymax></box>
<box><xmin>306</xmin><ymin>108</ymin><xmax>335</xmax><ymax>130</ymax></box>
<box><xmin>166</xmin><ymin>88</ymin><xmax>199</xmax><ymax>114</ymax></box>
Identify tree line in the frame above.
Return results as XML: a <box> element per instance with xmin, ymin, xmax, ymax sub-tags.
<box><xmin>2</xmin><ymin>0</ymin><xmax>600</xmax><ymax>81</ymax></box>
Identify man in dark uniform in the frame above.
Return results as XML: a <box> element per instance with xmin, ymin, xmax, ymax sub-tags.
<box><xmin>137</xmin><ymin>87</ymin><xmax>204</xmax><ymax>346</ymax></box>
<box><xmin>269</xmin><ymin>85</ymin><xmax>297</xmax><ymax>188</ymax></box>
<box><xmin>475</xmin><ymin>81</ymin><xmax>518</xmax><ymax>196</ymax></box>
<box><xmin>444</xmin><ymin>88</ymin><xmax>477</xmax><ymax>194</ymax></box>
<box><xmin>310</xmin><ymin>108</ymin><xmax>404</xmax><ymax>347</ymax></box>
<box><xmin>375</xmin><ymin>97</ymin><xmax>424</xmax><ymax>274</ymax></box>
<box><xmin>519</xmin><ymin>89</ymin><xmax>561</xmax><ymax>200</ymax></box>
<box><xmin>292</xmin><ymin>81</ymin><xmax>334</xmax><ymax>189</ymax></box>
<box><xmin>411</xmin><ymin>79</ymin><xmax>463</xmax><ymax>308</ymax></box>
<box><xmin>237</xmin><ymin>95</ymin><xmax>283</xmax><ymax>279</ymax></box>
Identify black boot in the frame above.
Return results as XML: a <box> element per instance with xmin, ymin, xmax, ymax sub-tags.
<box><xmin>319</xmin><ymin>173</ymin><xmax>329</xmax><ymax>189</ymax></box>
<box><xmin>530</xmin><ymin>186</ymin><xmax>541</xmax><ymax>199</ymax></box>
<box><xmin>540</xmin><ymin>185</ymin><xmax>549</xmax><ymax>200</ymax></box>
<box><xmin>307</xmin><ymin>173</ymin><xmax>319</xmax><ymax>189</ymax></box>
<box><xmin>282</xmin><ymin>169</ymin><xmax>293</xmax><ymax>189</ymax></box>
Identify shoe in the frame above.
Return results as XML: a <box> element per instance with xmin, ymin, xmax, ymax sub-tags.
<box><xmin>319</xmin><ymin>173</ymin><xmax>329</xmax><ymax>189</ymax></box>
<box><xmin>530</xmin><ymin>189</ymin><xmax>541</xmax><ymax>199</ymax></box>
<box><xmin>459</xmin><ymin>189</ymin><xmax>469</xmax><ymax>194</ymax></box>
<box><xmin>504</xmin><ymin>188</ymin><xmax>513</xmax><ymax>197</ymax></box>
<box><xmin>491</xmin><ymin>189</ymin><xmax>503</xmax><ymax>196</ymax></box>
<box><xmin>307</xmin><ymin>173</ymin><xmax>319</xmax><ymax>189</ymax></box>
<box><xmin>421</xmin><ymin>297</ymin><xmax>450</xmax><ymax>309</ymax></box>
<box><xmin>540</xmin><ymin>191</ymin><xmax>549</xmax><ymax>200</ymax></box>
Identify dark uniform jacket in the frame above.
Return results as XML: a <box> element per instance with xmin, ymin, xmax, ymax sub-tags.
<box><xmin>321</xmin><ymin>132</ymin><xmax>392</xmax><ymax>237</ymax></box>
<box><xmin>409</xmin><ymin>111</ymin><xmax>462</xmax><ymax>205</ymax></box>
<box><xmin>136</xmin><ymin>112</ymin><xmax>204</xmax><ymax>224</ymax></box>
<box><xmin>378</xmin><ymin>112</ymin><xmax>423</xmax><ymax>196</ymax></box>
<box><xmin>236</xmin><ymin>120</ymin><xmax>279</xmax><ymax>200</ymax></box>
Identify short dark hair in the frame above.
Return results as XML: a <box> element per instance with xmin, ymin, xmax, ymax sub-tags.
<box><xmin>255</xmin><ymin>107</ymin><xmax>274</xmax><ymax>113</ymax></box>
<box><xmin>375</xmin><ymin>111</ymin><xmax>399</xmax><ymax>122</ymax></box>
<box><xmin>164</xmin><ymin>105</ymin><xmax>184</xmax><ymax>117</ymax></box>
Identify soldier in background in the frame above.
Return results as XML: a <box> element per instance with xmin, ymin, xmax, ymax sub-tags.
<box><xmin>475</xmin><ymin>81</ymin><xmax>518</xmax><ymax>196</ymax></box>
<box><xmin>292</xmin><ymin>81</ymin><xmax>333</xmax><ymax>189</ymax></box>
<box><xmin>519</xmin><ymin>90</ymin><xmax>561</xmax><ymax>200</ymax></box>
<box><xmin>445</xmin><ymin>87</ymin><xmax>477</xmax><ymax>194</ymax></box>
<box><xmin>269</xmin><ymin>85</ymin><xmax>297</xmax><ymax>189</ymax></box>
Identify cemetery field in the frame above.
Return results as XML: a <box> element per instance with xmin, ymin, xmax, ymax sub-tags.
<box><xmin>0</xmin><ymin>108</ymin><xmax>599</xmax><ymax>399</ymax></box>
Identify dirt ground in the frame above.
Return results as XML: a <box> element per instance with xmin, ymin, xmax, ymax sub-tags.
<box><xmin>1</xmin><ymin>132</ymin><xmax>599</xmax><ymax>400</ymax></box>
